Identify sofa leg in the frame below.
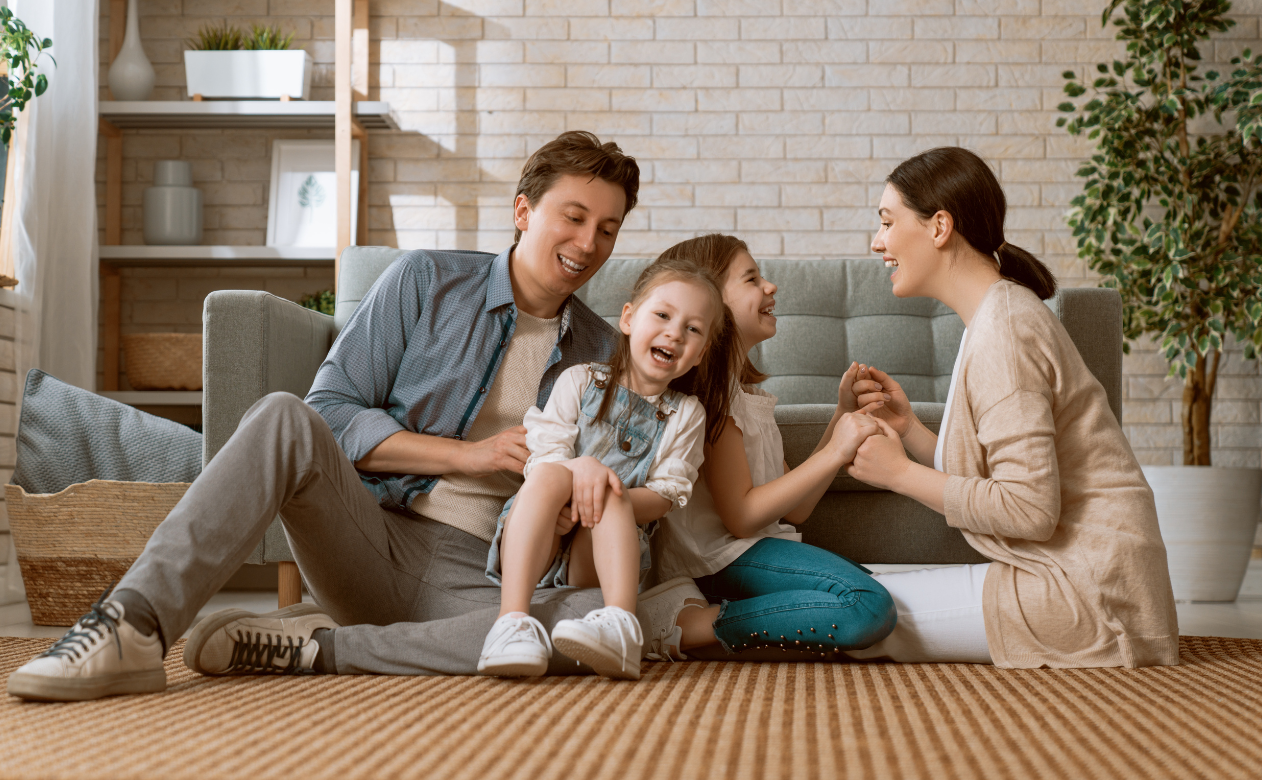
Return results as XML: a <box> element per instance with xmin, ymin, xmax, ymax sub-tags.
<box><xmin>278</xmin><ymin>561</ymin><xmax>302</xmax><ymax>608</ymax></box>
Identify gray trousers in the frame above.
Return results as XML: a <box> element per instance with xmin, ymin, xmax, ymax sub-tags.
<box><xmin>117</xmin><ymin>392</ymin><xmax>604</xmax><ymax>676</ymax></box>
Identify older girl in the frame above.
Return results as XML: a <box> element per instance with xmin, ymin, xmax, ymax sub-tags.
<box><xmin>843</xmin><ymin>147</ymin><xmax>1178</xmax><ymax>668</ymax></box>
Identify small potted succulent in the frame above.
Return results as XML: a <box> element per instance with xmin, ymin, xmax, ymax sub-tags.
<box><xmin>1058</xmin><ymin>0</ymin><xmax>1262</xmax><ymax>600</ymax></box>
<box><xmin>183</xmin><ymin>22</ymin><xmax>311</xmax><ymax>101</ymax></box>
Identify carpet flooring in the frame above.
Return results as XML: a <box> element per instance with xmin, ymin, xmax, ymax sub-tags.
<box><xmin>1</xmin><ymin>636</ymin><xmax>1260</xmax><ymax>779</ymax></box>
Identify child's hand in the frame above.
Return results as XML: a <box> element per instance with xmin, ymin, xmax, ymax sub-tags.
<box><xmin>846</xmin><ymin>416</ymin><xmax>911</xmax><ymax>490</ymax></box>
<box><xmin>830</xmin><ymin>411</ymin><xmax>882</xmax><ymax>466</ymax></box>
<box><xmin>555</xmin><ymin>505</ymin><xmax>577</xmax><ymax>535</ymax></box>
<box><xmin>564</xmin><ymin>456</ymin><xmax>624</xmax><ymax>528</ymax></box>
<box><xmin>854</xmin><ymin>366</ymin><xmax>913</xmax><ymax>437</ymax></box>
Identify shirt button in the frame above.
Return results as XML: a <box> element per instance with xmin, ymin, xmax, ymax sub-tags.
<box><xmin>479</xmin><ymin>387</ymin><xmax>486</xmax><ymax>394</ymax></box>
<box><xmin>620</xmin><ymin>441</ymin><xmax>631</xmax><ymax>451</ymax></box>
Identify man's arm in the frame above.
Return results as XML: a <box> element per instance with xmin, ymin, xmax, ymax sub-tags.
<box><xmin>355</xmin><ymin>427</ymin><xmax>530</xmax><ymax>477</ymax></box>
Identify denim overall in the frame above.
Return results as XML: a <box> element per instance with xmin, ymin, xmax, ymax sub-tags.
<box><xmin>486</xmin><ymin>363</ymin><xmax>684</xmax><ymax>590</ymax></box>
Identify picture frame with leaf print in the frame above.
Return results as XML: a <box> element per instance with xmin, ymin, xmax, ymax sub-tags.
<box><xmin>265</xmin><ymin>139</ymin><xmax>359</xmax><ymax>248</ymax></box>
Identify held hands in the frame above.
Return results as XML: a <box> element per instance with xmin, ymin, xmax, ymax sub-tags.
<box><xmin>459</xmin><ymin>425</ymin><xmax>530</xmax><ymax>477</ymax></box>
<box><xmin>845</xmin><ymin>416</ymin><xmax>911</xmax><ymax>491</ymax></box>
<box><xmin>848</xmin><ymin>364</ymin><xmax>914</xmax><ymax>438</ymax></box>
<box><xmin>563</xmin><ymin>455</ymin><xmax>624</xmax><ymax>528</ymax></box>
<box><xmin>830</xmin><ymin>412</ymin><xmax>882</xmax><ymax>466</ymax></box>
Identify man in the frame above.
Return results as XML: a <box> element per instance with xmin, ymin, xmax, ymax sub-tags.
<box><xmin>8</xmin><ymin>131</ymin><xmax>701</xmax><ymax>702</ymax></box>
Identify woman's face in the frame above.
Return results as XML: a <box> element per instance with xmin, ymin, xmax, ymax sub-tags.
<box><xmin>722</xmin><ymin>250</ymin><xmax>777</xmax><ymax>351</ymax></box>
<box><xmin>871</xmin><ymin>183</ymin><xmax>941</xmax><ymax>299</ymax></box>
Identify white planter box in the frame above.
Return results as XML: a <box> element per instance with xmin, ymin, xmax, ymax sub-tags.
<box><xmin>184</xmin><ymin>50</ymin><xmax>312</xmax><ymax>101</ymax></box>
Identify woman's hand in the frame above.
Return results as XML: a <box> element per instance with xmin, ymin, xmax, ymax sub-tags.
<box><xmin>563</xmin><ymin>456</ymin><xmax>624</xmax><ymax>528</ymax></box>
<box><xmin>845</xmin><ymin>416</ymin><xmax>912</xmax><ymax>490</ymax></box>
<box><xmin>829</xmin><ymin>412</ymin><xmax>882</xmax><ymax>466</ymax></box>
<box><xmin>853</xmin><ymin>366</ymin><xmax>914</xmax><ymax>438</ymax></box>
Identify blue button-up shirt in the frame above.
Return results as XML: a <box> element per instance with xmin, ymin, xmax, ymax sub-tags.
<box><xmin>306</xmin><ymin>247</ymin><xmax>619</xmax><ymax>510</ymax></box>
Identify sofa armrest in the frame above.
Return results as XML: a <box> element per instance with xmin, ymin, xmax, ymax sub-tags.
<box><xmin>1047</xmin><ymin>286</ymin><xmax>1123</xmax><ymax>424</ymax></box>
<box><xmin>203</xmin><ymin>291</ymin><xmax>337</xmax><ymax>465</ymax></box>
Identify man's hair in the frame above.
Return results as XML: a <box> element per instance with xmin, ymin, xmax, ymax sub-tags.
<box><xmin>514</xmin><ymin>131</ymin><xmax>640</xmax><ymax>242</ymax></box>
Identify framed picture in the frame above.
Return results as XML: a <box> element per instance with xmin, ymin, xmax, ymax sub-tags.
<box><xmin>266</xmin><ymin>139</ymin><xmax>359</xmax><ymax>248</ymax></box>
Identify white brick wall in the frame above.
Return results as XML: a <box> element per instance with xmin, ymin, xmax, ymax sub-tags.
<box><xmin>98</xmin><ymin>0</ymin><xmax>1262</xmax><ymax>467</ymax></box>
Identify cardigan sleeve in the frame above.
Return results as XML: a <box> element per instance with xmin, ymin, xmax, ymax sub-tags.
<box><xmin>943</xmin><ymin>389</ymin><xmax>1061</xmax><ymax>542</ymax></box>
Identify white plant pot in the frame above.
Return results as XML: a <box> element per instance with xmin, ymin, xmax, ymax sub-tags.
<box><xmin>183</xmin><ymin>50</ymin><xmax>312</xmax><ymax>100</ymax></box>
<box><xmin>1143</xmin><ymin>465</ymin><xmax>1262</xmax><ymax>601</ymax></box>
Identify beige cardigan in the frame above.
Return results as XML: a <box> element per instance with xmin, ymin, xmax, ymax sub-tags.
<box><xmin>942</xmin><ymin>281</ymin><xmax>1179</xmax><ymax>669</ymax></box>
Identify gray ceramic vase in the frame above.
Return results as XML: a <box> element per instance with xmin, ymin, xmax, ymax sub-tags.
<box><xmin>143</xmin><ymin>161</ymin><xmax>203</xmax><ymax>246</ymax></box>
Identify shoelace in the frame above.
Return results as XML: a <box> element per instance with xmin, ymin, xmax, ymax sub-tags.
<box><xmin>226</xmin><ymin>630</ymin><xmax>308</xmax><ymax>674</ymax></box>
<box><xmin>645</xmin><ymin>627</ymin><xmax>687</xmax><ymax>662</ymax></box>
<box><xmin>40</xmin><ymin>585</ymin><xmax>122</xmax><ymax>663</ymax></box>
<box><xmin>489</xmin><ymin>615</ymin><xmax>552</xmax><ymax>655</ymax></box>
<box><xmin>584</xmin><ymin>608</ymin><xmax>640</xmax><ymax>673</ymax></box>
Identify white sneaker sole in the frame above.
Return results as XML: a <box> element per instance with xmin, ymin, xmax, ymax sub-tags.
<box><xmin>6</xmin><ymin>668</ymin><xmax>166</xmax><ymax>702</ymax></box>
<box><xmin>552</xmin><ymin>625</ymin><xmax>641</xmax><ymax>681</ymax></box>
<box><xmin>183</xmin><ymin>602</ymin><xmax>328</xmax><ymax>675</ymax></box>
<box><xmin>476</xmin><ymin>653</ymin><xmax>549</xmax><ymax>677</ymax></box>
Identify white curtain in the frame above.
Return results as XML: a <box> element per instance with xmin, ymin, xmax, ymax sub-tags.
<box><xmin>3</xmin><ymin>1</ymin><xmax>99</xmax><ymax>604</ymax></box>
<box><xmin>10</xmin><ymin>0</ymin><xmax>100</xmax><ymax>390</ymax></box>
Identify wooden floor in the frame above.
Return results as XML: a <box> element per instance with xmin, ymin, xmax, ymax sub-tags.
<box><xmin>3</xmin><ymin>561</ymin><xmax>1261</xmax><ymax>640</ymax></box>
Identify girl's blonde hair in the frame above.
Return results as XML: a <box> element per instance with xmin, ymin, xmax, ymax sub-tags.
<box><xmin>657</xmin><ymin>234</ymin><xmax>769</xmax><ymax>385</ymax></box>
<box><xmin>596</xmin><ymin>254</ymin><xmax>740</xmax><ymax>446</ymax></box>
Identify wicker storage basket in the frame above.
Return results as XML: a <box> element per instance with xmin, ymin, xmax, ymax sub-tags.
<box><xmin>122</xmin><ymin>333</ymin><xmax>202</xmax><ymax>390</ymax></box>
<box><xmin>5</xmin><ymin>480</ymin><xmax>189</xmax><ymax>625</ymax></box>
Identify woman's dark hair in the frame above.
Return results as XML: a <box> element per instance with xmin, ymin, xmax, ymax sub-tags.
<box><xmin>886</xmin><ymin>147</ymin><xmax>1057</xmax><ymax>300</ymax></box>
<box><xmin>514</xmin><ymin>131</ymin><xmax>640</xmax><ymax>242</ymax></box>
<box><xmin>597</xmin><ymin>253</ymin><xmax>740</xmax><ymax>446</ymax></box>
<box><xmin>658</xmin><ymin>234</ymin><xmax>769</xmax><ymax>386</ymax></box>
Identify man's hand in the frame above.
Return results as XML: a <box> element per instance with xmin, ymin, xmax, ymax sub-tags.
<box><xmin>458</xmin><ymin>425</ymin><xmax>530</xmax><ymax>477</ymax></box>
<box><xmin>563</xmin><ymin>455</ymin><xmax>624</xmax><ymax>528</ymax></box>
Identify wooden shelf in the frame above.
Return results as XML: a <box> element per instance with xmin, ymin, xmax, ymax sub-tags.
<box><xmin>101</xmin><ymin>391</ymin><xmax>203</xmax><ymax>406</ymax></box>
<box><xmin>99</xmin><ymin>100</ymin><xmax>400</xmax><ymax>131</ymax></box>
<box><xmin>100</xmin><ymin>245</ymin><xmax>336</xmax><ymax>267</ymax></box>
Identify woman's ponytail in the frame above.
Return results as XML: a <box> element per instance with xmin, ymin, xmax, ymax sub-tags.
<box><xmin>996</xmin><ymin>241</ymin><xmax>1057</xmax><ymax>300</ymax></box>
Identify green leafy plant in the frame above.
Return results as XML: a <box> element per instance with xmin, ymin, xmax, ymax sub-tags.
<box><xmin>1057</xmin><ymin>0</ymin><xmax>1262</xmax><ymax>466</ymax></box>
<box><xmin>298</xmin><ymin>289</ymin><xmax>335</xmax><ymax>316</ymax></box>
<box><xmin>187</xmin><ymin>21</ymin><xmax>245</xmax><ymax>52</ymax></box>
<box><xmin>0</xmin><ymin>7</ymin><xmax>53</xmax><ymax>144</ymax></box>
<box><xmin>243</xmin><ymin>24</ymin><xmax>295</xmax><ymax>51</ymax></box>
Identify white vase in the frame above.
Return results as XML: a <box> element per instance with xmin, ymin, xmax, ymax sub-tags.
<box><xmin>1144</xmin><ymin>465</ymin><xmax>1262</xmax><ymax>601</ymax></box>
<box><xmin>108</xmin><ymin>0</ymin><xmax>155</xmax><ymax>101</ymax></box>
<box><xmin>143</xmin><ymin>161</ymin><xmax>202</xmax><ymax>246</ymax></box>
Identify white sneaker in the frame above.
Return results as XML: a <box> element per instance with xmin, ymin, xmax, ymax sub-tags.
<box><xmin>7</xmin><ymin>597</ymin><xmax>166</xmax><ymax>701</ymax></box>
<box><xmin>551</xmin><ymin>606</ymin><xmax>643</xmax><ymax>680</ymax></box>
<box><xmin>478</xmin><ymin>613</ymin><xmax>552</xmax><ymax>677</ymax></box>
<box><xmin>637</xmin><ymin>577</ymin><xmax>707</xmax><ymax>662</ymax></box>
<box><xmin>183</xmin><ymin>603</ymin><xmax>338</xmax><ymax>675</ymax></box>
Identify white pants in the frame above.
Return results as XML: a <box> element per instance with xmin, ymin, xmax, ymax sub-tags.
<box><xmin>844</xmin><ymin>563</ymin><xmax>992</xmax><ymax>664</ymax></box>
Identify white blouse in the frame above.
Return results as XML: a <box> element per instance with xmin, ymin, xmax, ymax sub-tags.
<box><xmin>934</xmin><ymin>328</ymin><xmax>968</xmax><ymax>473</ymax></box>
<box><xmin>521</xmin><ymin>364</ymin><xmax>706</xmax><ymax>509</ymax></box>
<box><xmin>651</xmin><ymin>384</ymin><xmax>802</xmax><ymax>583</ymax></box>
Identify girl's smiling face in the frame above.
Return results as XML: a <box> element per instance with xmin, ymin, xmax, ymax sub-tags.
<box><xmin>722</xmin><ymin>250</ymin><xmax>777</xmax><ymax>352</ymax></box>
<box><xmin>618</xmin><ymin>279</ymin><xmax>716</xmax><ymax>396</ymax></box>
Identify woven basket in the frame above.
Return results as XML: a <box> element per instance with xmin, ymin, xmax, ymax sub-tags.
<box><xmin>122</xmin><ymin>333</ymin><xmax>202</xmax><ymax>390</ymax></box>
<box><xmin>5</xmin><ymin>481</ymin><xmax>189</xmax><ymax>625</ymax></box>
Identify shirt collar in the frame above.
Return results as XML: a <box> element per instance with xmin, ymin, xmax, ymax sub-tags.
<box><xmin>491</xmin><ymin>244</ymin><xmax>576</xmax><ymax>341</ymax></box>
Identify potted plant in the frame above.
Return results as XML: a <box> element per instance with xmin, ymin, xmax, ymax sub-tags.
<box><xmin>184</xmin><ymin>22</ymin><xmax>311</xmax><ymax>101</ymax></box>
<box><xmin>1058</xmin><ymin>0</ymin><xmax>1262</xmax><ymax>600</ymax></box>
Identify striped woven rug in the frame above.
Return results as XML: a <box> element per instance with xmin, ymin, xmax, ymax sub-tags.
<box><xmin>1</xmin><ymin>635</ymin><xmax>1259</xmax><ymax>779</ymax></box>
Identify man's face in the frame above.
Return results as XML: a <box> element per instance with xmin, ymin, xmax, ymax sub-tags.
<box><xmin>513</xmin><ymin>174</ymin><xmax>627</xmax><ymax>304</ymax></box>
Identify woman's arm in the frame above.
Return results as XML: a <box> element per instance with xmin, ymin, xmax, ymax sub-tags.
<box><xmin>707</xmin><ymin>414</ymin><xmax>877</xmax><ymax>538</ymax></box>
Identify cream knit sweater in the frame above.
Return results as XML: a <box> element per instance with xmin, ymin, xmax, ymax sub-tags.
<box><xmin>942</xmin><ymin>281</ymin><xmax>1179</xmax><ymax>669</ymax></box>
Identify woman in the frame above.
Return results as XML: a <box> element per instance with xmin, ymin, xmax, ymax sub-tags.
<box><xmin>842</xmin><ymin>147</ymin><xmax>1178</xmax><ymax>668</ymax></box>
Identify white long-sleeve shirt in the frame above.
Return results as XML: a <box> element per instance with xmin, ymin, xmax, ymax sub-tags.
<box><xmin>522</xmin><ymin>364</ymin><xmax>706</xmax><ymax>509</ymax></box>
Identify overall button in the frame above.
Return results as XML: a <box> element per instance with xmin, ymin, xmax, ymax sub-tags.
<box><xmin>656</xmin><ymin>411</ymin><xmax>666</xmax><ymax>421</ymax></box>
<box><xmin>620</xmin><ymin>441</ymin><xmax>631</xmax><ymax>451</ymax></box>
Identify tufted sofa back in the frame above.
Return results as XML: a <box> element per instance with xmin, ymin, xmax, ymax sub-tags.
<box><xmin>575</xmin><ymin>257</ymin><xmax>963</xmax><ymax>404</ymax></box>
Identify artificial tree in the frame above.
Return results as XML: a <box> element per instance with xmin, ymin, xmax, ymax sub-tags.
<box><xmin>1058</xmin><ymin>0</ymin><xmax>1262</xmax><ymax>466</ymax></box>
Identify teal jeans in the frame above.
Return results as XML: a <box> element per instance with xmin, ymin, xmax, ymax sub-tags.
<box><xmin>694</xmin><ymin>538</ymin><xmax>897</xmax><ymax>655</ymax></box>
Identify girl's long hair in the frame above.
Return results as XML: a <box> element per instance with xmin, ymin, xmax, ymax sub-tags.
<box><xmin>596</xmin><ymin>254</ymin><xmax>741</xmax><ymax>446</ymax></box>
<box><xmin>886</xmin><ymin>147</ymin><xmax>1057</xmax><ymax>300</ymax></box>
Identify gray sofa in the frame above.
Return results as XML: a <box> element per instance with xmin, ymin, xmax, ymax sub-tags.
<box><xmin>204</xmin><ymin>247</ymin><xmax>1122</xmax><ymax>568</ymax></box>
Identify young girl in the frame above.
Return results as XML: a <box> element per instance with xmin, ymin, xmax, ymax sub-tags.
<box><xmin>478</xmin><ymin>255</ymin><xmax>738</xmax><ymax>680</ymax></box>
<box><xmin>640</xmin><ymin>234</ymin><xmax>898</xmax><ymax>662</ymax></box>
